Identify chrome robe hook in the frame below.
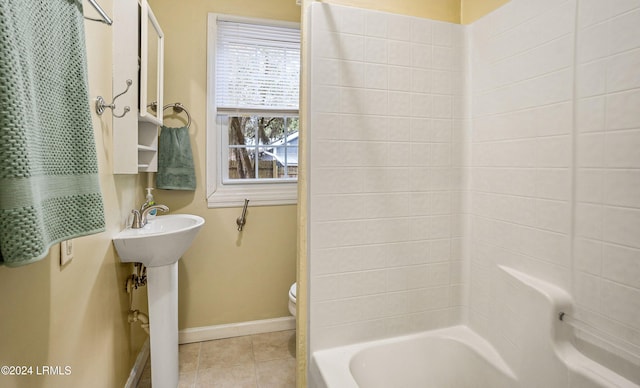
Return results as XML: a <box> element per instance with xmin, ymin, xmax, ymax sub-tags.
<box><xmin>96</xmin><ymin>79</ymin><xmax>132</xmax><ymax>118</ymax></box>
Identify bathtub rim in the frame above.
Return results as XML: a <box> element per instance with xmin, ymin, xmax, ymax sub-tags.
<box><xmin>310</xmin><ymin>324</ymin><xmax>517</xmax><ymax>388</ymax></box>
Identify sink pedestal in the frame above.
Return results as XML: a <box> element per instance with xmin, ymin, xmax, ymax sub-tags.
<box><xmin>148</xmin><ymin>262</ymin><xmax>179</xmax><ymax>388</ymax></box>
<box><xmin>112</xmin><ymin>214</ymin><xmax>205</xmax><ymax>388</ymax></box>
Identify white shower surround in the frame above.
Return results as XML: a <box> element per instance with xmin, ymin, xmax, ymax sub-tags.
<box><xmin>308</xmin><ymin>2</ymin><xmax>468</xmax><ymax>351</ymax></box>
<box><xmin>307</xmin><ymin>0</ymin><xmax>640</xmax><ymax>383</ymax></box>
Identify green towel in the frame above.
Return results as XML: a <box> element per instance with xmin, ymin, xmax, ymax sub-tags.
<box><xmin>0</xmin><ymin>0</ymin><xmax>106</xmax><ymax>266</ymax></box>
<box><xmin>156</xmin><ymin>126</ymin><xmax>196</xmax><ymax>191</ymax></box>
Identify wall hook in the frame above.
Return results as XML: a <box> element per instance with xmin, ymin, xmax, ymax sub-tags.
<box><xmin>236</xmin><ymin>199</ymin><xmax>249</xmax><ymax>231</ymax></box>
<box><xmin>96</xmin><ymin>79</ymin><xmax>132</xmax><ymax>118</ymax></box>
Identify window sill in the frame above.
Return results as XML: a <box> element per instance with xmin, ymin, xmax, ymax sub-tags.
<box><xmin>207</xmin><ymin>182</ymin><xmax>297</xmax><ymax>208</ymax></box>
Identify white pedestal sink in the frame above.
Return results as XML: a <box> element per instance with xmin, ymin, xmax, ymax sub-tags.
<box><xmin>113</xmin><ymin>214</ymin><xmax>204</xmax><ymax>388</ymax></box>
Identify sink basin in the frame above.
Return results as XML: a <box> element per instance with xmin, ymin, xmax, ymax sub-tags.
<box><xmin>113</xmin><ymin>214</ymin><xmax>204</xmax><ymax>267</ymax></box>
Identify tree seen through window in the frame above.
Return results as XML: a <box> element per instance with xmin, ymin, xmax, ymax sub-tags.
<box><xmin>228</xmin><ymin>115</ymin><xmax>299</xmax><ymax>180</ymax></box>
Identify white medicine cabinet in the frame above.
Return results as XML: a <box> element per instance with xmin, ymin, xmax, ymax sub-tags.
<box><xmin>112</xmin><ymin>0</ymin><xmax>164</xmax><ymax>174</ymax></box>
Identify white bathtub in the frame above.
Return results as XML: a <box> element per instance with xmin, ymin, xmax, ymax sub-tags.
<box><xmin>310</xmin><ymin>267</ymin><xmax>640</xmax><ymax>388</ymax></box>
<box><xmin>312</xmin><ymin>325</ymin><xmax>517</xmax><ymax>388</ymax></box>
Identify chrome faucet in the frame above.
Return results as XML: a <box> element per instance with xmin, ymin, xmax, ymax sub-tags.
<box><xmin>131</xmin><ymin>204</ymin><xmax>169</xmax><ymax>229</ymax></box>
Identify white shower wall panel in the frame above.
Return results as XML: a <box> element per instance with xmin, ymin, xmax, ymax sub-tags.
<box><xmin>470</xmin><ymin>0</ymin><xmax>640</xmax><ymax>377</ymax></box>
<box><xmin>468</xmin><ymin>0</ymin><xmax>577</xmax><ymax>375</ymax></box>
<box><xmin>308</xmin><ymin>3</ymin><xmax>468</xmax><ymax>352</ymax></box>
<box><xmin>573</xmin><ymin>0</ymin><xmax>640</xmax><ymax>372</ymax></box>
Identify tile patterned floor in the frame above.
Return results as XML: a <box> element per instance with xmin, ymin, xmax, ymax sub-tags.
<box><xmin>137</xmin><ymin>330</ymin><xmax>296</xmax><ymax>388</ymax></box>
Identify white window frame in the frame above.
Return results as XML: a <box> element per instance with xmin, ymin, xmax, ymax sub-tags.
<box><xmin>206</xmin><ymin>14</ymin><xmax>300</xmax><ymax>208</ymax></box>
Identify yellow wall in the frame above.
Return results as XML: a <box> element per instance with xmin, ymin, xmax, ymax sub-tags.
<box><xmin>321</xmin><ymin>0</ymin><xmax>460</xmax><ymax>23</ymax></box>
<box><xmin>0</xmin><ymin>1</ymin><xmax>148</xmax><ymax>387</ymax></box>
<box><xmin>461</xmin><ymin>0</ymin><xmax>510</xmax><ymax>24</ymax></box>
<box><xmin>297</xmin><ymin>2</ymin><xmax>313</xmax><ymax>386</ymax></box>
<box><xmin>318</xmin><ymin>0</ymin><xmax>508</xmax><ymax>24</ymax></box>
<box><xmin>149</xmin><ymin>0</ymin><xmax>299</xmax><ymax>330</ymax></box>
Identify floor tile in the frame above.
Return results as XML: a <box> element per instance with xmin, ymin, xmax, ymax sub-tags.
<box><xmin>196</xmin><ymin>364</ymin><xmax>257</xmax><ymax>388</ymax></box>
<box><xmin>256</xmin><ymin>358</ymin><xmax>296</xmax><ymax>388</ymax></box>
<box><xmin>199</xmin><ymin>336</ymin><xmax>254</xmax><ymax>369</ymax></box>
<box><xmin>251</xmin><ymin>330</ymin><xmax>296</xmax><ymax>362</ymax></box>
<box><xmin>179</xmin><ymin>370</ymin><xmax>197</xmax><ymax>388</ymax></box>
<box><xmin>180</xmin><ymin>342</ymin><xmax>201</xmax><ymax>373</ymax></box>
<box><xmin>137</xmin><ymin>330</ymin><xmax>296</xmax><ymax>388</ymax></box>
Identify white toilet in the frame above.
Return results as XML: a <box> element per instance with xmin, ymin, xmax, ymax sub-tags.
<box><xmin>288</xmin><ymin>282</ymin><xmax>297</xmax><ymax>316</ymax></box>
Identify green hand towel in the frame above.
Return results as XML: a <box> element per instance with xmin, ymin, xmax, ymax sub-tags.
<box><xmin>156</xmin><ymin>126</ymin><xmax>196</xmax><ymax>191</ymax></box>
<box><xmin>0</xmin><ymin>0</ymin><xmax>106</xmax><ymax>266</ymax></box>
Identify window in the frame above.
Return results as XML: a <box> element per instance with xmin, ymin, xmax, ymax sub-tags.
<box><xmin>221</xmin><ymin>115</ymin><xmax>299</xmax><ymax>181</ymax></box>
<box><xmin>207</xmin><ymin>15</ymin><xmax>300</xmax><ymax>207</ymax></box>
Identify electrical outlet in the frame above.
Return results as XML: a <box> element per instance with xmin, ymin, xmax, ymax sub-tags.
<box><xmin>60</xmin><ymin>239</ymin><xmax>74</xmax><ymax>266</ymax></box>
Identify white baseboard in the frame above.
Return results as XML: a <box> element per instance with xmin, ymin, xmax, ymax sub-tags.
<box><xmin>124</xmin><ymin>337</ymin><xmax>150</xmax><ymax>388</ymax></box>
<box><xmin>179</xmin><ymin>316</ymin><xmax>295</xmax><ymax>344</ymax></box>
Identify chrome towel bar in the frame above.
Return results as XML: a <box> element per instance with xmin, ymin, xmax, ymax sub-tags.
<box><xmin>85</xmin><ymin>0</ymin><xmax>113</xmax><ymax>25</ymax></box>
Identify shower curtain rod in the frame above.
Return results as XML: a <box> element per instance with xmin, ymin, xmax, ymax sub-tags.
<box><xmin>86</xmin><ymin>0</ymin><xmax>113</xmax><ymax>25</ymax></box>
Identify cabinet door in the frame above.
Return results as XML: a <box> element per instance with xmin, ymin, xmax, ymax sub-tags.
<box><xmin>139</xmin><ymin>0</ymin><xmax>164</xmax><ymax>126</ymax></box>
<box><xmin>138</xmin><ymin>1</ymin><xmax>164</xmax><ymax>172</ymax></box>
<box><xmin>112</xmin><ymin>0</ymin><xmax>139</xmax><ymax>174</ymax></box>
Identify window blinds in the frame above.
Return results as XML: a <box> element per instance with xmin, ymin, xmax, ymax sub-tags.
<box><xmin>216</xmin><ymin>19</ymin><xmax>300</xmax><ymax>111</ymax></box>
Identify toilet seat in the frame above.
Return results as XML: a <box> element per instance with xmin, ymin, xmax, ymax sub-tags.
<box><xmin>289</xmin><ymin>282</ymin><xmax>296</xmax><ymax>302</ymax></box>
<box><xmin>288</xmin><ymin>282</ymin><xmax>297</xmax><ymax>316</ymax></box>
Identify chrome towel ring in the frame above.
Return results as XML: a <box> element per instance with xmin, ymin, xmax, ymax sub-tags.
<box><xmin>149</xmin><ymin>102</ymin><xmax>192</xmax><ymax>128</ymax></box>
